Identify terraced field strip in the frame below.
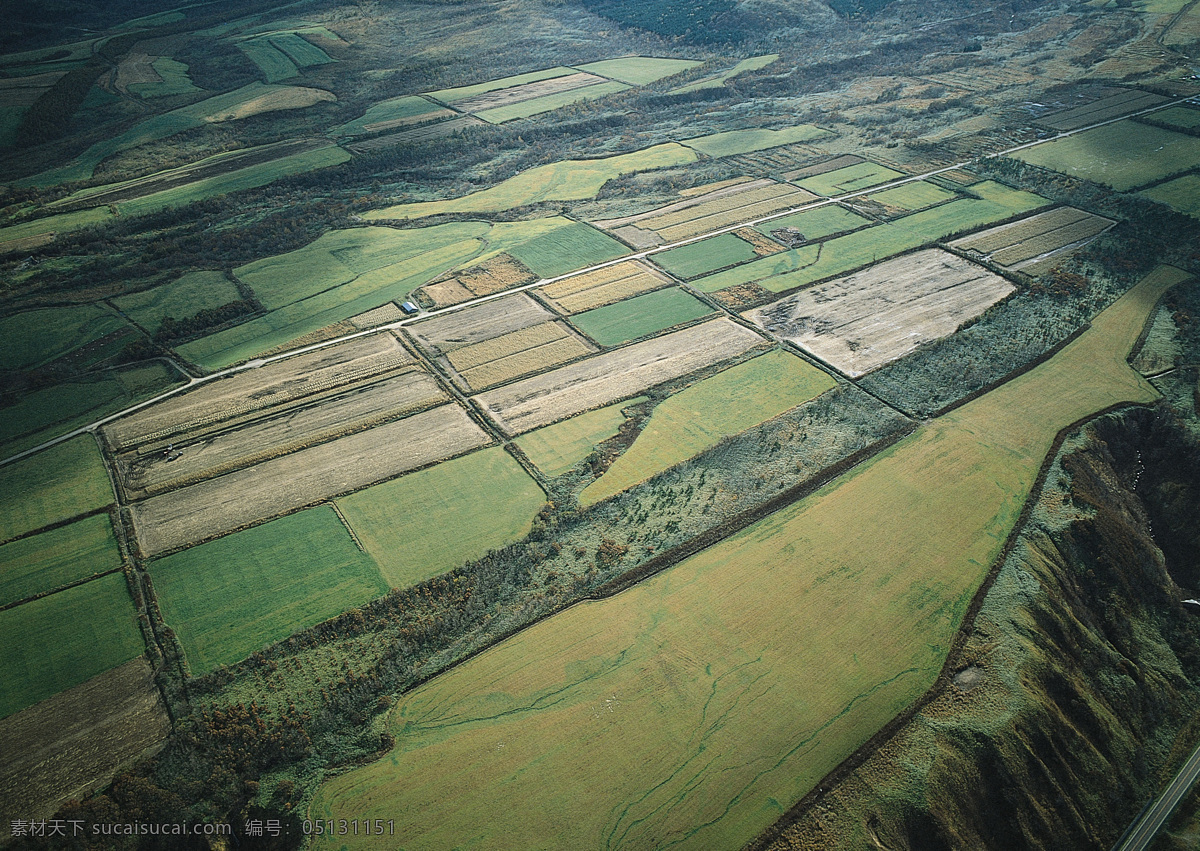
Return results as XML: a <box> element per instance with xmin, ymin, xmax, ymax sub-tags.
<box><xmin>406</xmin><ymin>292</ymin><xmax>555</xmax><ymax>355</ymax></box>
<box><xmin>0</xmin><ymin>657</ymin><xmax>169</xmax><ymax>828</ymax></box>
<box><xmin>103</xmin><ymin>334</ymin><xmax>413</xmax><ymax>451</ymax></box>
<box><xmin>309</xmin><ymin>264</ymin><xmax>1185</xmax><ymax>851</ymax></box>
<box><xmin>337</xmin><ymin>447</ymin><xmax>546</xmax><ymax>590</ymax></box>
<box><xmin>536</xmin><ymin>260</ymin><xmax>671</xmax><ymax>313</ymax></box>
<box><xmin>444</xmin><ymin>322</ymin><xmax>596</xmax><ymax>392</ymax></box>
<box><xmin>151</xmin><ymin>506</ymin><xmax>388</xmax><ymax>675</ymax></box>
<box><xmin>118</xmin><ymin>370</ymin><xmax>446</xmax><ymax>497</ymax></box>
<box><xmin>428</xmin><ymin>67</ymin><xmax>577</xmax><ymax>104</ymax></box>
<box><xmin>347</xmin><ymin>115</ymin><xmax>486</xmax><ymax>153</ymax></box>
<box><xmin>0</xmin><ymin>514</ymin><xmax>120</xmax><ymax>608</ymax></box>
<box><xmin>569</xmin><ymin>287</ymin><xmax>714</xmax><ymax>347</ymax></box>
<box><xmin>472</xmin><ymin>318</ymin><xmax>765</xmax><ymax>435</ymax></box>
<box><xmin>451</xmin><ymin>71</ymin><xmax>608</xmax><ymax>112</ymax></box>
<box><xmin>795</xmin><ymin>161</ymin><xmax>906</xmax><ymax>196</ymax></box>
<box><xmin>748</xmin><ymin>249</ymin><xmax>1016</xmax><ymax>377</ymax></box>
<box><xmin>1039</xmin><ymin>88</ymin><xmax>1167</xmax><ymax>131</ymax></box>
<box><xmin>515</xmin><ymin>397</ymin><xmax>647</xmax><ymax>477</ymax></box>
<box><xmin>581</xmin><ymin>350</ymin><xmax>837</xmax><ymax>505</ymax></box>
<box><xmin>0</xmin><ymin>436</ymin><xmax>113</xmax><ymax>544</ymax></box>
<box><xmin>669</xmin><ymin>54</ymin><xmax>778</xmax><ymax>94</ymax></box>
<box><xmin>475</xmin><ymin>80</ymin><xmax>631</xmax><ymax>124</ymax></box>
<box><xmin>130</xmin><ymin>403</ymin><xmax>490</xmax><ymax>558</ymax></box>
<box><xmin>949</xmin><ymin>206</ymin><xmax>1115</xmax><ymax>269</ymax></box>
<box><xmin>336</xmin><ymin>95</ymin><xmax>451</xmax><ymax>136</ymax></box>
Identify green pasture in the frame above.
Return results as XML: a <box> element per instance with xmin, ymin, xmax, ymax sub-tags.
<box><xmin>581</xmin><ymin>350</ymin><xmax>835</xmax><ymax>505</ymax></box>
<box><xmin>239</xmin><ymin>38</ymin><xmax>298</xmax><ymax>82</ymax></box>
<box><xmin>795</xmin><ymin>161</ymin><xmax>906</xmax><ymax>196</ymax></box>
<box><xmin>515</xmin><ymin>397</ymin><xmax>646</xmax><ymax>477</ymax></box>
<box><xmin>337</xmin><ymin>448</ymin><xmax>545</xmax><ymax>590</ymax></box>
<box><xmin>1010</xmin><ymin>120</ymin><xmax>1200</xmax><ymax>190</ymax></box>
<box><xmin>128</xmin><ymin>57</ymin><xmax>200</xmax><ymax>98</ymax></box>
<box><xmin>270</xmin><ymin>33</ymin><xmax>334</xmax><ymax>68</ymax></box>
<box><xmin>679</xmin><ymin>125</ymin><xmax>831</xmax><ymax>158</ymax></box>
<box><xmin>1140</xmin><ymin>173</ymin><xmax>1200</xmax><ymax>218</ymax></box>
<box><xmin>428</xmin><ymin>67</ymin><xmax>575</xmax><ymax>103</ymax></box>
<box><xmin>0</xmin><ymin>572</ymin><xmax>144</xmax><ymax>719</ymax></box>
<box><xmin>0</xmin><ymin>514</ymin><xmax>120</xmax><ymax>608</ymax></box>
<box><xmin>113</xmin><ymin>271</ymin><xmax>241</xmax><ymax>329</ymax></box>
<box><xmin>575</xmin><ymin>57</ymin><xmax>702</xmax><ymax>86</ymax></box>
<box><xmin>476</xmin><ymin>80</ymin><xmax>631</xmax><ymax>124</ymax></box>
<box><xmin>865</xmin><ymin>180</ymin><xmax>957</xmax><ymax>212</ymax></box>
<box><xmin>569</xmin><ymin>287</ymin><xmax>713</xmax><ymax>346</ymax></box>
<box><xmin>652</xmin><ymin>233</ymin><xmax>759</xmax><ymax>279</ymax></box>
<box><xmin>0</xmin><ymin>303</ymin><xmax>129</xmax><ymax>371</ymax></box>
<box><xmin>336</xmin><ymin>96</ymin><xmax>446</xmax><ymax>136</ymax></box>
<box><xmin>754</xmin><ymin>204</ymin><xmax>872</xmax><ymax>241</ymax></box>
<box><xmin>507</xmin><ymin>221</ymin><xmax>628</xmax><ymax>277</ymax></box>
<box><xmin>364</xmin><ymin>144</ymin><xmax>698</xmax><ymax>220</ymax></box>
<box><xmin>151</xmin><ymin>507</ymin><xmax>387</xmax><ymax>676</ymax></box>
<box><xmin>0</xmin><ymin>207</ymin><xmax>114</xmax><ymax>246</ymax></box>
<box><xmin>1144</xmin><ymin>105</ymin><xmax>1200</xmax><ymax>131</ymax></box>
<box><xmin>670</xmin><ymin>54</ymin><xmax>779</xmax><ymax>94</ymax></box>
<box><xmin>0</xmin><ymin>436</ymin><xmax>113</xmax><ymax>542</ymax></box>
<box><xmin>310</xmin><ymin>264</ymin><xmax>1181</xmax><ymax>851</ymax></box>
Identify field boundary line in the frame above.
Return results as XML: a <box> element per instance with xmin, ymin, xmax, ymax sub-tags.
<box><xmin>0</xmin><ymin>565</ymin><xmax>126</xmax><ymax>614</ymax></box>
<box><xmin>327</xmin><ymin>502</ymin><xmax>366</xmax><ymax>553</ymax></box>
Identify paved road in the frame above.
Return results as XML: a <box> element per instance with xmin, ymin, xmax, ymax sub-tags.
<box><xmin>1113</xmin><ymin>738</ymin><xmax>1200</xmax><ymax>851</ymax></box>
<box><xmin>1</xmin><ymin>92</ymin><xmax>1192</xmax><ymax>470</ymax></box>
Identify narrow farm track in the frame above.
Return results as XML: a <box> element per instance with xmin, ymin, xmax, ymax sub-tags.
<box><xmin>2</xmin><ymin>93</ymin><xmax>1190</xmax><ymax>471</ymax></box>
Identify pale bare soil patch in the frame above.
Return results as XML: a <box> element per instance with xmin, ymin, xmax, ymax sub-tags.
<box><xmin>406</xmin><ymin>293</ymin><xmax>554</xmax><ymax>355</ymax></box>
<box><xmin>0</xmin><ymin>656</ymin><xmax>169</xmax><ymax>827</ymax></box>
<box><xmin>536</xmin><ymin>260</ymin><xmax>670</xmax><ymax>313</ymax></box>
<box><xmin>444</xmin><ymin>322</ymin><xmax>596</xmax><ymax>391</ymax></box>
<box><xmin>131</xmin><ymin>403</ymin><xmax>489</xmax><ymax>557</ymax></box>
<box><xmin>746</xmin><ymin>249</ymin><xmax>1015</xmax><ymax>377</ymax></box>
<box><xmin>473</xmin><ymin>318</ymin><xmax>766</xmax><ymax>435</ymax></box>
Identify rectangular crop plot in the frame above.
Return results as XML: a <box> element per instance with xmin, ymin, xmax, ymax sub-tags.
<box><xmin>337</xmin><ymin>96</ymin><xmax>452</xmax><ymax>136</ymax></box>
<box><xmin>746</xmin><ymin>249</ymin><xmax>1015</xmax><ymax>377</ymax></box>
<box><xmin>1010</xmin><ymin>120</ymin><xmax>1200</xmax><ymax>191</ymax></box>
<box><xmin>406</xmin><ymin>293</ymin><xmax>554</xmax><ymax>355</ymax></box>
<box><xmin>103</xmin><ymin>334</ymin><xmax>414</xmax><ymax>451</ymax></box>
<box><xmin>863</xmin><ymin>181</ymin><xmax>957</xmax><ymax>213</ymax></box>
<box><xmin>475</xmin><ymin>80</ymin><xmax>631</xmax><ymax>124</ymax></box>
<box><xmin>536</xmin><ymin>261</ymin><xmax>670</xmax><ymax>313</ymax></box>
<box><xmin>755</xmin><ymin>204</ymin><xmax>872</xmax><ymax>244</ymax></box>
<box><xmin>569</xmin><ymin>287</ymin><xmax>714</xmax><ymax>347</ymax></box>
<box><xmin>783</xmin><ymin>154</ymin><xmax>864</xmax><ymax>181</ymax></box>
<box><xmin>130</xmin><ymin>404</ymin><xmax>490</xmax><ymax>557</ymax></box>
<box><xmin>347</xmin><ymin>115</ymin><xmax>485</xmax><ymax>153</ymax></box>
<box><xmin>117</xmin><ymin>370</ymin><xmax>447</xmax><ymax>497</ymax></box>
<box><xmin>0</xmin><ymin>514</ymin><xmax>120</xmax><ymax>608</ymax></box>
<box><xmin>515</xmin><ymin>397</ymin><xmax>645</xmax><ymax>477</ymax></box>
<box><xmin>1141</xmin><ymin>173</ymin><xmax>1200</xmax><ymax>218</ymax></box>
<box><xmin>473</xmin><ymin>318</ymin><xmax>765</xmax><ymax>435</ymax></box>
<box><xmin>112</xmin><ymin>271</ymin><xmax>241</xmax><ymax>331</ymax></box>
<box><xmin>151</xmin><ymin>506</ymin><xmax>386</xmax><ymax>675</ymax></box>
<box><xmin>1037</xmin><ymin>88</ymin><xmax>1167</xmax><ymax>132</ymax></box>
<box><xmin>794</xmin><ymin>161</ymin><xmax>906</xmax><ymax>196</ymax></box>
<box><xmin>451</xmin><ymin>72</ymin><xmax>608</xmax><ymax>113</ymax></box>
<box><xmin>428</xmin><ymin>67</ymin><xmax>576</xmax><ymax>104</ymax></box>
<box><xmin>338</xmin><ymin>447</ymin><xmax>545</xmax><ymax>589</ymax></box>
<box><xmin>950</xmin><ymin>206</ymin><xmax>1114</xmax><ymax>270</ymax></box>
<box><xmin>0</xmin><ymin>304</ymin><xmax>129</xmax><ymax>372</ymax></box>
<box><xmin>574</xmin><ymin>57</ymin><xmax>701</xmax><ymax>86</ymax></box>
<box><xmin>507</xmin><ymin>221</ymin><xmax>629</xmax><ymax>278</ymax></box>
<box><xmin>0</xmin><ymin>573</ymin><xmax>144</xmax><ymax>719</ymax></box>
<box><xmin>653</xmin><ymin>233</ymin><xmax>759</xmax><ymax>279</ymax></box>
<box><xmin>678</xmin><ymin>125</ymin><xmax>831</xmax><ymax>158</ymax></box>
<box><xmin>1145</xmin><ymin>105</ymin><xmax>1200</xmax><ymax>132</ymax></box>
<box><xmin>0</xmin><ymin>436</ymin><xmax>113</xmax><ymax>543</ymax></box>
<box><xmin>443</xmin><ymin>322</ymin><xmax>595</xmax><ymax>392</ymax></box>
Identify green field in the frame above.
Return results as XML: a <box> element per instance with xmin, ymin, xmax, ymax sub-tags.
<box><xmin>507</xmin><ymin>221</ymin><xmax>629</xmax><ymax>277</ymax></box>
<box><xmin>0</xmin><ymin>572</ymin><xmax>144</xmax><ymax>719</ymax></box>
<box><xmin>0</xmin><ymin>207</ymin><xmax>114</xmax><ymax>245</ymax></box>
<box><xmin>127</xmin><ymin>57</ymin><xmax>201</xmax><ymax>98</ymax></box>
<box><xmin>364</xmin><ymin>144</ymin><xmax>698</xmax><ymax>220</ymax></box>
<box><xmin>679</xmin><ymin>125</ymin><xmax>831</xmax><ymax>158</ymax></box>
<box><xmin>151</xmin><ymin>507</ymin><xmax>387</xmax><ymax>676</ymax></box>
<box><xmin>428</xmin><ymin>67</ymin><xmax>575</xmax><ymax>103</ymax></box>
<box><xmin>337</xmin><ymin>448</ymin><xmax>545</xmax><ymax>589</ymax></box>
<box><xmin>670</xmin><ymin>54</ymin><xmax>779</xmax><ymax>94</ymax></box>
<box><xmin>270</xmin><ymin>33</ymin><xmax>334</xmax><ymax>68</ymax></box>
<box><xmin>1145</xmin><ymin>105</ymin><xmax>1200</xmax><ymax>131</ymax></box>
<box><xmin>796</xmin><ymin>161</ymin><xmax>907</xmax><ymax>196</ymax></box>
<box><xmin>0</xmin><ymin>514</ymin><xmax>121</xmax><ymax>608</ymax></box>
<box><xmin>475</xmin><ymin>80</ymin><xmax>631</xmax><ymax>124</ymax></box>
<box><xmin>865</xmin><ymin>180</ymin><xmax>957</xmax><ymax>211</ymax></box>
<box><xmin>652</xmin><ymin>233</ymin><xmax>759</xmax><ymax>279</ymax></box>
<box><xmin>694</xmin><ymin>181</ymin><xmax>1047</xmax><ymax>293</ymax></box>
<box><xmin>515</xmin><ymin>397</ymin><xmax>647</xmax><ymax>477</ymax></box>
<box><xmin>1140</xmin><ymin>173</ymin><xmax>1200</xmax><ymax>218</ymax></box>
<box><xmin>336</xmin><ymin>96</ymin><xmax>447</xmax><ymax>136</ymax></box>
<box><xmin>0</xmin><ymin>436</ymin><xmax>114</xmax><ymax>542</ymax></box>
<box><xmin>569</xmin><ymin>287</ymin><xmax>714</xmax><ymax>346</ymax></box>
<box><xmin>575</xmin><ymin>57</ymin><xmax>702</xmax><ymax>85</ymax></box>
<box><xmin>1010</xmin><ymin>120</ymin><xmax>1200</xmax><ymax>190</ymax></box>
<box><xmin>310</xmin><ymin>264</ymin><xmax>1182</xmax><ymax>851</ymax></box>
<box><xmin>0</xmin><ymin>303</ymin><xmax>129</xmax><ymax>371</ymax></box>
<box><xmin>239</xmin><ymin>38</ymin><xmax>298</xmax><ymax>81</ymax></box>
<box><xmin>754</xmin><ymin>204</ymin><xmax>872</xmax><ymax>241</ymax></box>
<box><xmin>113</xmin><ymin>271</ymin><xmax>242</xmax><ymax>329</ymax></box>
<box><xmin>581</xmin><ymin>350</ymin><xmax>836</xmax><ymax>505</ymax></box>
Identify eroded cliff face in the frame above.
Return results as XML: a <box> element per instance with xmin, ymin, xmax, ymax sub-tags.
<box><xmin>763</xmin><ymin>406</ymin><xmax>1200</xmax><ymax>851</ymax></box>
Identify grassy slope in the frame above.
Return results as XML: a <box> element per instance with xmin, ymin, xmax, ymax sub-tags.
<box><xmin>0</xmin><ymin>435</ymin><xmax>113</xmax><ymax>542</ymax></box>
<box><xmin>336</xmin><ymin>96</ymin><xmax>445</xmax><ymax>136</ymax></box>
<box><xmin>0</xmin><ymin>513</ymin><xmax>120</xmax><ymax>607</ymax></box>
<box><xmin>310</xmin><ymin>265</ymin><xmax>1186</xmax><ymax>851</ymax></box>
<box><xmin>515</xmin><ymin>397</ymin><xmax>646</xmax><ymax>477</ymax></box>
<box><xmin>336</xmin><ymin>448</ymin><xmax>545</xmax><ymax>590</ymax></box>
<box><xmin>670</xmin><ymin>54</ymin><xmax>779</xmax><ymax>94</ymax></box>
<box><xmin>150</xmin><ymin>506</ymin><xmax>388</xmax><ymax>676</ymax></box>
<box><xmin>0</xmin><ymin>572</ymin><xmax>144</xmax><ymax>719</ymax></box>
<box><xmin>569</xmin><ymin>286</ymin><xmax>713</xmax><ymax>346</ymax></box>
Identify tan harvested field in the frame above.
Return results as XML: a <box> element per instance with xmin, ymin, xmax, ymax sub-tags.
<box><xmin>452</xmin><ymin>254</ymin><xmax>537</xmax><ymax>297</ymax></box>
<box><xmin>0</xmin><ymin>657</ymin><xmax>169</xmax><ymax>828</ymax></box>
<box><xmin>349</xmin><ymin>302</ymin><xmax>405</xmax><ymax>328</ymax></box>
<box><xmin>102</xmin><ymin>334</ymin><xmax>415</xmax><ymax>451</ymax></box>
<box><xmin>347</xmin><ymin>116</ymin><xmax>485</xmax><ymax>153</ymax></box>
<box><xmin>536</xmin><ymin>260</ymin><xmax>670</xmax><ymax>313</ymax></box>
<box><xmin>473</xmin><ymin>318</ymin><xmax>766</xmax><ymax>435</ymax></box>
<box><xmin>950</xmin><ymin>206</ymin><xmax>1114</xmax><ymax>269</ymax></box>
<box><xmin>117</xmin><ymin>370</ymin><xmax>446</xmax><ymax>497</ymax></box>
<box><xmin>450</xmin><ymin>72</ymin><xmax>608</xmax><ymax>113</ymax></box>
<box><xmin>419</xmin><ymin>278</ymin><xmax>475</xmax><ymax>308</ymax></box>
<box><xmin>406</xmin><ymin>293</ymin><xmax>554</xmax><ymax>355</ymax></box>
<box><xmin>747</xmin><ymin>249</ymin><xmax>1015</xmax><ymax>377</ymax></box>
<box><xmin>207</xmin><ymin>86</ymin><xmax>336</xmax><ymax>122</ymax></box>
<box><xmin>734</xmin><ymin>226</ymin><xmax>787</xmax><ymax>255</ymax></box>
<box><xmin>592</xmin><ymin>177</ymin><xmax>776</xmax><ymax>228</ymax></box>
<box><xmin>1038</xmin><ymin>87</ymin><xmax>1166</xmax><ymax>131</ymax></box>
<box><xmin>130</xmin><ymin>403</ymin><xmax>490</xmax><ymax>557</ymax></box>
<box><xmin>113</xmin><ymin>52</ymin><xmax>161</xmax><ymax>92</ymax></box>
<box><xmin>446</xmin><ymin>323</ymin><xmax>596</xmax><ymax>391</ymax></box>
<box><xmin>782</xmin><ymin>154</ymin><xmax>864</xmax><ymax>181</ymax></box>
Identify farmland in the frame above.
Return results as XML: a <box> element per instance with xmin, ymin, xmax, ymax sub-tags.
<box><xmin>309</xmin><ymin>264</ymin><xmax>1174</xmax><ymax>851</ymax></box>
<box><xmin>442</xmin><ymin>323</ymin><xmax>595</xmax><ymax>392</ymax></box>
<box><xmin>337</xmin><ymin>448</ymin><xmax>545</xmax><ymax>589</ymax></box>
<box><xmin>1009</xmin><ymin>120</ymin><xmax>1200</xmax><ymax>190</ymax></box>
<box><xmin>653</xmin><ymin>233</ymin><xmax>760</xmax><ymax>279</ymax></box>
<box><xmin>505</xmin><ymin>221</ymin><xmax>628</xmax><ymax>277</ymax></box>
<box><xmin>0</xmin><ymin>436</ymin><xmax>113</xmax><ymax>543</ymax></box>
<box><xmin>574</xmin><ymin>56</ymin><xmax>702</xmax><ymax>85</ymax></box>
<box><xmin>581</xmin><ymin>350</ymin><xmax>836</xmax><ymax>505</ymax></box>
<box><xmin>236</xmin><ymin>33</ymin><xmax>334</xmax><ymax>83</ymax></box>
<box><xmin>151</xmin><ymin>507</ymin><xmax>387</xmax><ymax>675</ymax></box>
<box><xmin>112</xmin><ymin>271</ymin><xmax>241</xmax><ymax>331</ymax></box>
<box><xmin>536</xmin><ymin>261</ymin><xmax>670</xmax><ymax>313</ymax></box>
<box><xmin>670</xmin><ymin>54</ymin><xmax>779</xmax><ymax>94</ymax></box>
<box><xmin>864</xmin><ymin>180</ymin><xmax>957</xmax><ymax>213</ymax></box>
<box><xmin>476</xmin><ymin>80</ymin><xmax>630</xmax><ymax>123</ymax></box>
<box><xmin>429</xmin><ymin>67</ymin><xmax>578</xmax><ymax>103</ymax></box>
<box><xmin>0</xmin><ymin>573</ymin><xmax>144</xmax><ymax>719</ymax></box>
<box><xmin>346</xmin><ymin>116</ymin><xmax>484</xmax><ymax>153</ymax></box>
<box><xmin>569</xmin><ymin>287</ymin><xmax>714</xmax><ymax>346</ymax></box>
<box><xmin>949</xmin><ymin>206</ymin><xmax>1115</xmax><ymax>271</ymax></box>
<box><xmin>0</xmin><ymin>514</ymin><xmax>120</xmax><ymax>608</ymax></box>
<box><xmin>130</xmin><ymin>404</ymin><xmax>490</xmax><ymax>557</ymax></box>
<box><xmin>678</xmin><ymin>125</ymin><xmax>832</xmax><ymax>158</ymax></box>
<box><xmin>747</xmin><ymin>250</ymin><xmax>1016</xmax><ymax>377</ymax></box>
<box><xmin>335</xmin><ymin>95</ymin><xmax>451</xmax><ymax>136</ymax></box>
<box><xmin>0</xmin><ymin>304</ymin><xmax>128</xmax><ymax>371</ymax></box>
<box><xmin>515</xmin><ymin>397</ymin><xmax>646</xmax><ymax>477</ymax></box>
<box><xmin>754</xmin><ymin>205</ymin><xmax>872</xmax><ymax>243</ymax></box>
<box><xmin>407</xmin><ymin>293</ymin><xmax>555</xmax><ymax>354</ymax></box>
<box><xmin>1144</xmin><ymin>105</ymin><xmax>1200</xmax><ymax>132</ymax></box>
<box><xmin>473</xmin><ymin>318</ymin><xmax>766</xmax><ymax>435</ymax></box>
<box><xmin>1036</xmin><ymin>87</ymin><xmax>1167</xmax><ymax>131</ymax></box>
<box><xmin>795</xmin><ymin>161</ymin><xmax>907</xmax><ymax>196</ymax></box>
<box><xmin>1140</xmin><ymin>173</ymin><xmax>1200</xmax><ymax>218</ymax></box>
